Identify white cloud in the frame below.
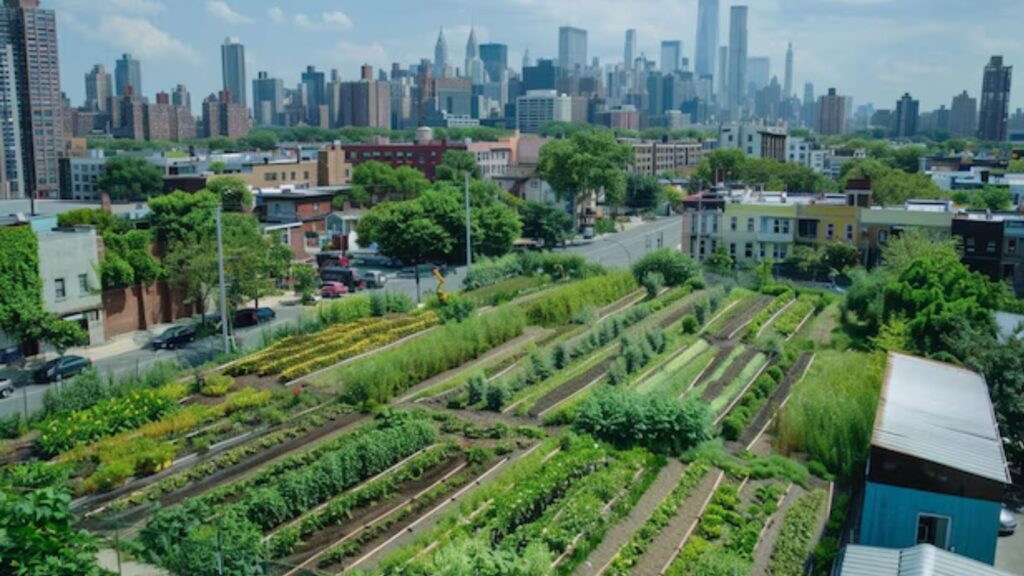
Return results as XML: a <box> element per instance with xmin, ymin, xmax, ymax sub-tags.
<box><xmin>206</xmin><ymin>1</ymin><xmax>251</xmax><ymax>24</ymax></box>
<box><xmin>335</xmin><ymin>41</ymin><xmax>388</xmax><ymax>65</ymax></box>
<box><xmin>294</xmin><ymin>10</ymin><xmax>355</xmax><ymax>30</ymax></box>
<box><xmin>98</xmin><ymin>15</ymin><xmax>201</xmax><ymax>65</ymax></box>
<box><xmin>268</xmin><ymin>6</ymin><xmax>286</xmax><ymax>24</ymax></box>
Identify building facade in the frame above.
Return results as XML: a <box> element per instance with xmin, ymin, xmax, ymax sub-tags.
<box><xmin>978</xmin><ymin>56</ymin><xmax>1012</xmax><ymax>141</ymax></box>
<box><xmin>221</xmin><ymin>37</ymin><xmax>246</xmax><ymax>107</ymax></box>
<box><xmin>558</xmin><ymin>26</ymin><xmax>587</xmax><ymax>73</ymax></box>
<box><xmin>114</xmin><ymin>53</ymin><xmax>141</xmax><ymax>97</ymax></box>
<box><xmin>516</xmin><ymin>90</ymin><xmax>572</xmax><ymax>133</ymax></box>
<box><xmin>818</xmin><ymin>87</ymin><xmax>847</xmax><ymax>135</ymax></box>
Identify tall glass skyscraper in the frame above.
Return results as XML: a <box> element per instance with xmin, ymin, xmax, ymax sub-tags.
<box><xmin>558</xmin><ymin>26</ymin><xmax>587</xmax><ymax>73</ymax></box>
<box><xmin>727</xmin><ymin>5</ymin><xmax>748</xmax><ymax>117</ymax></box>
<box><xmin>115</xmin><ymin>53</ymin><xmax>142</xmax><ymax>98</ymax></box>
<box><xmin>221</xmin><ymin>37</ymin><xmax>247</xmax><ymax>107</ymax></box>
<box><xmin>695</xmin><ymin>0</ymin><xmax>719</xmax><ymax>81</ymax></box>
<box><xmin>660</xmin><ymin>41</ymin><xmax>682</xmax><ymax>73</ymax></box>
<box><xmin>978</xmin><ymin>55</ymin><xmax>1012</xmax><ymax>141</ymax></box>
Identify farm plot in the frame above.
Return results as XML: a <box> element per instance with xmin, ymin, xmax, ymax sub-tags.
<box><xmin>729</xmin><ymin>352</ymin><xmax>813</xmax><ymax>449</ymax></box>
<box><xmin>708</xmin><ymin>293</ymin><xmax>773</xmax><ymax>341</ymax></box>
<box><xmin>633</xmin><ymin>339</ymin><xmax>711</xmax><ymax>395</ymax></box>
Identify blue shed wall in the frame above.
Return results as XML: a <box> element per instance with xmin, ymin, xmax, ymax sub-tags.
<box><xmin>859</xmin><ymin>481</ymin><xmax>1001</xmax><ymax>564</ymax></box>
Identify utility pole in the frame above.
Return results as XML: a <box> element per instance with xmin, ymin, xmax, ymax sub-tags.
<box><xmin>464</xmin><ymin>171</ymin><xmax>472</xmax><ymax>272</ymax></box>
<box><xmin>215</xmin><ymin>206</ymin><xmax>231</xmax><ymax>355</ymax></box>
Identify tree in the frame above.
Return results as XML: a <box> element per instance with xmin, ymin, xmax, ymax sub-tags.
<box><xmin>352</xmin><ymin>161</ymin><xmax>398</xmax><ymax>197</ymax></box>
<box><xmin>704</xmin><ymin>245</ymin><xmax>734</xmax><ymax>274</ymax></box>
<box><xmin>821</xmin><ymin>243</ymin><xmax>861</xmax><ymax>274</ymax></box>
<box><xmin>1009</xmin><ymin>158</ymin><xmax>1024</xmax><ymax>173</ymax></box>
<box><xmin>357</xmin><ymin>201</ymin><xmax>453</xmax><ymax>300</ymax></box>
<box><xmin>520</xmin><ymin>201</ymin><xmax>574</xmax><ymax>247</ymax></box>
<box><xmin>208</xmin><ymin>160</ymin><xmax>227</xmax><ymax>174</ymax></box>
<box><xmin>239</xmin><ymin>129</ymin><xmax>279</xmax><ymax>150</ymax></box>
<box><xmin>149</xmin><ymin>190</ymin><xmax>219</xmax><ymax>251</ymax></box>
<box><xmin>624</xmin><ymin>173</ymin><xmax>663</xmax><ymax>210</ymax></box>
<box><xmin>222</xmin><ymin>214</ymin><xmax>273</xmax><ymax>311</ymax></box>
<box><xmin>967</xmin><ymin>186</ymin><xmax>1012</xmax><ymax>211</ymax></box>
<box><xmin>206</xmin><ymin>176</ymin><xmax>253</xmax><ymax>212</ymax></box>
<box><xmin>632</xmin><ymin>248</ymin><xmax>699</xmax><ymax>286</ymax></box>
<box><xmin>692</xmin><ymin>148</ymin><xmax>746</xmax><ymax>186</ymax></box>
<box><xmin>435</xmin><ymin>150</ymin><xmax>483</xmax><ymax>182</ymax></box>
<box><xmin>97</xmin><ymin>156</ymin><xmax>164</xmax><ymax>201</ymax></box>
<box><xmin>164</xmin><ymin>233</ymin><xmax>219</xmax><ymax>321</ymax></box>
<box><xmin>56</xmin><ymin>208</ymin><xmax>124</xmax><ymax>235</ymax></box>
<box><xmin>392</xmin><ymin>165</ymin><xmax>431</xmax><ymax>199</ymax></box>
<box><xmin>473</xmin><ymin>204</ymin><xmax>523</xmax><ymax>258</ymax></box>
<box><xmin>36</xmin><ymin>315</ymin><xmax>87</xmax><ymax>357</ymax></box>
<box><xmin>292</xmin><ymin>264</ymin><xmax>318</xmax><ymax>305</ymax></box>
<box><xmin>537</xmin><ymin>131</ymin><xmax>633</xmax><ymax>225</ymax></box>
<box><xmin>841</xmin><ymin>158</ymin><xmax>946</xmax><ymax>206</ymax></box>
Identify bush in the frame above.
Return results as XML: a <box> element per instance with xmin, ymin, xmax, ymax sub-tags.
<box><xmin>462</xmin><ymin>254</ymin><xmax>523</xmax><ymax>290</ymax></box>
<box><xmin>83</xmin><ymin>460</ymin><xmax>134</xmax><ymax>493</ymax></box>
<box><xmin>642</xmin><ymin>271</ymin><xmax>664</xmax><ymax>298</ymax></box>
<box><xmin>432</xmin><ymin>294</ymin><xmax>477</xmax><ymax>323</ymax></box>
<box><xmin>0</xmin><ymin>412</ymin><xmax>25</xmax><ymax>439</ymax></box>
<box><xmin>467</xmin><ymin>375</ymin><xmax>487</xmax><ymax>405</ymax></box>
<box><xmin>200</xmin><ymin>374</ymin><xmax>233</xmax><ymax>397</ymax></box>
<box><xmin>369</xmin><ymin>291</ymin><xmax>388</xmax><ymax>317</ymax></box>
<box><xmin>631</xmin><ymin>248</ymin><xmax>698</xmax><ymax>287</ymax></box>
<box><xmin>574</xmin><ymin>388</ymin><xmax>713</xmax><ymax>454</ymax></box>
<box><xmin>485</xmin><ymin>384</ymin><xmax>508</xmax><ymax>411</ymax></box>
<box><xmin>519</xmin><ymin>252</ymin><xmax>596</xmax><ymax>280</ymax></box>
<box><xmin>318</xmin><ymin>295</ymin><xmax>373</xmax><ymax>325</ymax></box>
<box><xmin>42</xmin><ymin>367</ymin><xmax>106</xmax><ymax>416</ymax></box>
<box><xmin>680</xmin><ymin>314</ymin><xmax>699</xmax><ymax>334</ymax></box>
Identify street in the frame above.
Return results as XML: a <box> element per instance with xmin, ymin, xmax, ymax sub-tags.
<box><xmin>0</xmin><ymin>217</ymin><xmax>682</xmax><ymax>420</ymax></box>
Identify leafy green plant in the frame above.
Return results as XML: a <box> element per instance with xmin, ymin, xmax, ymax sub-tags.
<box><xmin>200</xmin><ymin>373</ymin><xmax>233</xmax><ymax>397</ymax></box>
<box><xmin>768</xmin><ymin>490</ymin><xmax>828</xmax><ymax>576</ymax></box>
<box><xmin>574</xmin><ymin>388</ymin><xmax>713</xmax><ymax>454</ymax></box>
<box><xmin>632</xmin><ymin>248</ymin><xmax>699</xmax><ymax>286</ymax></box>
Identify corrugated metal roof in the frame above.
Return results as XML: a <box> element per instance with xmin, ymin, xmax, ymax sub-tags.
<box><xmin>994</xmin><ymin>312</ymin><xmax>1024</xmax><ymax>344</ymax></box>
<box><xmin>873</xmin><ymin>353</ymin><xmax>1010</xmax><ymax>484</ymax></box>
<box><xmin>838</xmin><ymin>544</ymin><xmax>1016</xmax><ymax>576</ymax></box>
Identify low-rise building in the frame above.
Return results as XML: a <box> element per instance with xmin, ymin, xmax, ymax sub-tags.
<box><xmin>952</xmin><ymin>212</ymin><xmax>1024</xmax><ymax>297</ymax></box>
<box><xmin>837</xmin><ymin>544</ymin><xmax>1013</xmax><ymax>576</ymax></box>
<box><xmin>515</xmin><ymin>90</ymin><xmax>572</xmax><ymax>134</ymax></box>
<box><xmin>342</xmin><ymin>131</ymin><xmax>467</xmax><ymax>181</ymax></box>
<box><xmin>257</xmin><ymin>187</ymin><xmax>348</xmax><ymax>258</ymax></box>
<box><xmin>626</xmin><ymin>138</ymin><xmax>705</xmax><ymax>177</ymax></box>
<box><xmin>717</xmin><ymin>123</ymin><xmax>787</xmax><ymax>161</ymax></box>
<box><xmin>38</xmin><ymin>227</ymin><xmax>105</xmax><ymax>346</ymax></box>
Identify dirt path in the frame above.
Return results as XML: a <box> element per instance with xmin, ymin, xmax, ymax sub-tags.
<box><xmin>735</xmin><ymin>352</ymin><xmax>812</xmax><ymax>449</ymax></box>
<box><xmin>571</xmin><ymin>460</ymin><xmax>686</xmax><ymax>576</ymax></box>
<box><xmin>628</xmin><ymin>470</ymin><xmax>724</xmax><ymax>576</ymax></box>
<box><xmin>528</xmin><ymin>358</ymin><xmax>613</xmax><ymax>417</ymax></box>
<box><xmin>713</xmin><ymin>295</ymin><xmax>772</xmax><ymax>341</ymax></box>
<box><xmin>700</xmin><ymin>348</ymin><xmax>758</xmax><ymax>404</ymax></box>
<box><xmin>689</xmin><ymin>344</ymin><xmax>736</xmax><ymax>394</ymax></box>
<box><xmin>750</xmin><ymin>485</ymin><xmax>806</xmax><ymax>576</ymax></box>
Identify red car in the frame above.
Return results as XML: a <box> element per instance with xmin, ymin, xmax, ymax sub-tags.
<box><xmin>320</xmin><ymin>282</ymin><xmax>349</xmax><ymax>299</ymax></box>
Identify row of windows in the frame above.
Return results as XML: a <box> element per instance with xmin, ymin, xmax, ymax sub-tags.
<box><xmin>263</xmin><ymin>171</ymin><xmax>311</xmax><ymax>182</ymax></box>
<box><xmin>54</xmin><ymin>274</ymin><xmax>89</xmax><ymax>301</ymax></box>
<box><xmin>728</xmin><ymin>242</ymin><xmax>790</xmax><ymax>261</ymax></box>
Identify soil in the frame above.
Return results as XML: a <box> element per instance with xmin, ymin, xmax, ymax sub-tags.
<box><xmin>700</xmin><ymin>348</ymin><xmax>759</xmax><ymax>404</ymax></box>
<box><xmin>528</xmin><ymin>358</ymin><xmax>613</xmax><ymax>417</ymax></box>
<box><xmin>713</xmin><ymin>296</ymin><xmax>773</xmax><ymax>341</ymax></box>
<box><xmin>735</xmin><ymin>353</ymin><xmax>812</xmax><ymax>450</ymax></box>
<box><xmin>628</xmin><ymin>470</ymin><xmax>724</xmax><ymax>576</ymax></box>
<box><xmin>274</xmin><ymin>453</ymin><xmax>469</xmax><ymax>572</ymax></box>
<box><xmin>691</xmin><ymin>344</ymin><xmax>736</xmax><ymax>393</ymax></box>
<box><xmin>750</xmin><ymin>485</ymin><xmax>805</xmax><ymax>576</ymax></box>
<box><xmin>571</xmin><ymin>460</ymin><xmax>686</xmax><ymax>576</ymax></box>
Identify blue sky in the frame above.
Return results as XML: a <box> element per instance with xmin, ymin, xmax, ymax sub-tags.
<box><xmin>55</xmin><ymin>0</ymin><xmax>1023</xmax><ymax>114</ymax></box>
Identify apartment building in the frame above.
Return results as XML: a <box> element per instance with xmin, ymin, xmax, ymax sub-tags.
<box><xmin>625</xmin><ymin>139</ymin><xmax>705</xmax><ymax>177</ymax></box>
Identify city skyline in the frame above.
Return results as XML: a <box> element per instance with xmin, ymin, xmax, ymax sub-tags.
<box><xmin>54</xmin><ymin>0</ymin><xmax>1024</xmax><ymax>113</ymax></box>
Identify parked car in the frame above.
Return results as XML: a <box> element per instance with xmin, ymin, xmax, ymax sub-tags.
<box><xmin>0</xmin><ymin>378</ymin><xmax>13</xmax><ymax>399</ymax></box>
<box><xmin>320</xmin><ymin>267</ymin><xmax>368</xmax><ymax>292</ymax></box>
<box><xmin>362</xmin><ymin>270</ymin><xmax>388</xmax><ymax>289</ymax></box>
<box><xmin>320</xmin><ymin>282</ymin><xmax>349</xmax><ymax>299</ymax></box>
<box><xmin>151</xmin><ymin>324</ymin><xmax>197</xmax><ymax>350</ymax></box>
<box><xmin>234</xmin><ymin>307</ymin><xmax>276</xmax><ymax>328</ymax></box>
<box><xmin>32</xmin><ymin>355</ymin><xmax>92</xmax><ymax>383</ymax></box>
<box><xmin>1001</xmin><ymin>505</ymin><xmax>1018</xmax><ymax>535</ymax></box>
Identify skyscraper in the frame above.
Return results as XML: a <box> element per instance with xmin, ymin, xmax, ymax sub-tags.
<box><xmin>221</xmin><ymin>37</ymin><xmax>246</xmax><ymax>107</ymax></box>
<box><xmin>301</xmin><ymin>65</ymin><xmax>326</xmax><ymax>127</ymax></box>
<box><xmin>522</xmin><ymin>47</ymin><xmax>532</xmax><ymax>71</ymax></box>
<box><xmin>479</xmin><ymin>43</ymin><xmax>508</xmax><ymax>84</ymax></box>
<box><xmin>746</xmin><ymin>56</ymin><xmax>769</xmax><ymax>96</ymax></box>
<box><xmin>84</xmin><ymin>64</ymin><xmax>112</xmax><ymax>112</ymax></box>
<box><xmin>660</xmin><ymin>41</ymin><xmax>682</xmax><ymax>73</ymax></box>
<box><xmin>784</xmin><ymin>43</ymin><xmax>793</xmax><ymax>99</ymax></box>
<box><xmin>252</xmin><ymin>71</ymin><xmax>283</xmax><ymax>126</ymax></box>
<box><xmin>624</xmin><ymin>29</ymin><xmax>637</xmax><ymax>69</ymax></box>
<box><xmin>950</xmin><ymin>90</ymin><xmax>978</xmax><ymax>137</ymax></box>
<box><xmin>817</xmin><ymin>87</ymin><xmax>846</xmax><ymax>135</ymax></box>
<box><xmin>558</xmin><ymin>26</ymin><xmax>587</xmax><ymax>73</ymax></box>
<box><xmin>171</xmin><ymin>84</ymin><xmax>190</xmax><ymax>113</ymax></box>
<box><xmin>434</xmin><ymin>28</ymin><xmax>449</xmax><ymax>78</ymax></box>
<box><xmin>892</xmin><ymin>92</ymin><xmax>919</xmax><ymax>138</ymax></box>
<box><xmin>727</xmin><ymin>6</ymin><xmax>748</xmax><ymax>117</ymax></box>
<box><xmin>0</xmin><ymin>43</ymin><xmax>24</xmax><ymax>199</ymax></box>
<box><xmin>695</xmin><ymin>0</ymin><xmax>718</xmax><ymax>82</ymax></box>
<box><xmin>978</xmin><ymin>55</ymin><xmax>1012</xmax><ymax>141</ymax></box>
<box><xmin>1</xmin><ymin>0</ymin><xmax>62</xmax><ymax>199</ymax></box>
<box><xmin>114</xmin><ymin>53</ymin><xmax>142</xmax><ymax>97</ymax></box>
<box><xmin>717</xmin><ymin>46</ymin><xmax>729</xmax><ymax>103</ymax></box>
<box><xmin>464</xmin><ymin>27</ymin><xmax>483</xmax><ymax>84</ymax></box>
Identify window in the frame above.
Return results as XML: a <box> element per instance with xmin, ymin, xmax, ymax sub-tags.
<box><xmin>729</xmin><ymin>243</ymin><xmax>736</xmax><ymax>258</ymax></box>
<box><xmin>78</xmin><ymin>274</ymin><xmax>88</xmax><ymax>294</ymax></box>
<box><xmin>55</xmin><ymin>278</ymin><xmax>65</xmax><ymax>300</ymax></box>
<box><xmin>879</xmin><ymin>230</ymin><xmax>889</xmax><ymax>244</ymax></box>
<box><xmin>759</xmin><ymin>243</ymin><xmax>766</xmax><ymax>259</ymax></box>
<box><xmin>966</xmin><ymin>237</ymin><xmax>976</xmax><ymax>252</ymax></box>
<box><xmin>730</xmin><ymin>216</ymin><xmax>737</xmax><ymax>231</ymax></box>
<box><xmin>312</xmin><ymin>202</ymin><xmax>320</xmax><ymax>213</ymax></box>
<box><xmin>986</xmin><ymin>240</ymin><xmax>996</xmax><ymax>253</ymax></box>
<box><xmin>747</xmin><ymin>218</ymin><xmax>754</xmax><ymax>232</ymax></box>
<box><xmin>1008</xmin><ymin>239</ymin><xmax>1018</xmax><ymax>253</ymax></box>
<box><xmin>280</xmin><ymin>231</ymin><xmax>289</xmax><ymax>245</ymax></box>
<box><xmin>744</xmin><ymin>243</ymin><xmax>753</xmax><ymax>258</ymax></box>
<box><xmin>845</xmin><ymin>224</ymin><xmax>854</xmax><ymax>241</ymax></box>
<box><xmin>916</xmin><ymin>514</ymin><xmax>951</xmax><ymax>550</ymax></box>
<box><xmin>826</xmin><ymin>223</ymin><xmax>835</xmax><ymax>240</ymax></box>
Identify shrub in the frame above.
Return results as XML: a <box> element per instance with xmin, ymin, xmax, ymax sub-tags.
<box><xmin>766</xmin><ymin>365</ymin><xmax>785</xmax><ymax>384</ymax></box>
<box><xmin>519</xmin><ymin>251</ymin><xmax>595</xmax><ymax>280</ymax></box>
<box><xmin>642</xmin><ymin>271</ymin><xmax>664</xmax><ymax>298</ymax></box>
<box><xmin>574</xmin><ymin>388</ymin><xmax>714</xmax><ymax>454</ymax></box>
<box><xmin>462</xmin><ymin>254</ymin><xmax>523</xmax><ymax>290</ymax></box>
<box><xmin>467</xmin><ymin>375</ymin><xmax>487</xmax><ymax>405</ymax></box>
<box><xmin>631</xmin><ymin>248</ymin><xmax>698</xmax><ymax>286</ymax></box>
<box><xmin>485</xmin><ymin>384</ymin><xmax>508</xmax><ymax>411</ymax></box>
<box><xmin>0</xmin><ymin>413</ymin><xmax>25</xmax><ymax>439</ymax></box>
<box><xmin>200</xmin><ymin>374</ymin><xmax>233</xmax><ymax>397</ymax></box>
<box><xmin>369</xmin><ymin>291</ymin><xmax>388</xmax><ymax>316</ymax></box>
<box><xmin>223</xmin><ymin>388</ymin><xmax>272</xmax><ymax>414</ymax></box>
<box><xmin>83</xmin><ymin>460</ymin><xmax>134</xmax><ymax>493</ymax></box>
<box><xmin>317</xmin><ymin>295</ymin><xmax>372</xmax><ymax>325</ymax></box>
<box><xmin>595</xmin><ymin>217</ymin><xmax>617</xmax><ymax>234</ymax></box>
<box><xmin>432</xmin><ymin>294</ymin><xmax>476</xmax><ymax>323</ymax></box>
<box><xmin>552</xmin><ymin>344</ymin><xmax>569</xmax><ymax>370</ymax></box>
<box><xmin>680</xmin><ymin>314</ymin><xmax>700</xmax><ymax>334</ymax></box>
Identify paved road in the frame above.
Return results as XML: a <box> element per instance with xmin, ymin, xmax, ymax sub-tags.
<box><xmin>0</xmin><ymin>217</ymin><xmax>683</xmax><ymax>419</ymax></box>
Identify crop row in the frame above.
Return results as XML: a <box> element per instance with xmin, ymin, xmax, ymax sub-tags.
<box><xmin>139</xmin><ymin>417</ymin><xmax>437</xmax><ymax>566</ymax></box>
<box><xmin>721</xmin><ymin>364</ymin><xmax>787</xmax><ymax>441</ymax></box>
<box><xmin>605</xmin><ymin>461</ymin><xmax>711</xmax><ymax>575</ymax></box>
<box><xmin>772</xmin><ymin>295</ymin><xmax>816</xmax><ymax>337</ymax></box>
<box><xmin>767</xmin><ymin>489</ymin><xmax>828</xmax><ymax>576</ymax></box>
<box><xmin>230</xmin><ymin>317</ymin><xmax>387</xmax><ymax>375</ymax></box>
<box><xmin>744</xmin><ymin>290</ymin><xmax>795</xmax><ymax>340</ymax></box>
<box><xmin>524</xmin><ymin>272</ymin><xmax>638</xmax><ymax>327</ymax></box>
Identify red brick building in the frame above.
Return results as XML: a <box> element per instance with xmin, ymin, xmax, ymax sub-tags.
<box><xmin>342</xmin><ymin>136</ymin><xmax>467</xmax><ymax>181</ymax></box>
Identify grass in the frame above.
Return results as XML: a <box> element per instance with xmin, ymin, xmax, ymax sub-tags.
<box><xmin>709</xmin><ymin>353</ymin><xmax>767</xmax><ymax>414</ymax></box>
<box><xmin>776</xmin><ymin>349</ymin><xmax>885</xmax><ymax>477</ymax></box>
<box><xmin>634</xmin><ymin>339</ymin><xmax>710</xmax><ymax>394</ymax></box>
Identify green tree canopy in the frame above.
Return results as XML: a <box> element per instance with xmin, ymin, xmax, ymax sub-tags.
<box><xmin>148</xmin><ymin>190</ymin><xmax>219</xmax><ymax>251</ymax></box>
<box><xmin>537</xmin><ymin>131</ymin><xmax>633</xmax><ymax>213</ymax></box>
<box><xmin>625</xmin><ymin>173</ymin><xmax>663</xmax><ymax>209</ymax></box>
<box><xmin>632</xmin><ymin>248</ymin><xmax>699</xmax><ymax>286</ymax></box>
<box><xmin>205</xmin><ymin>175</ymin><xmax>253</xmax><ymax>212</ymax></box>
<box><xmin>239</xmin><ymin>129</ymin><xmax>280</xmax><ymax>151</ymax></box>
<box><xmin>435</xmin><ymin>150</ymin><xmax>483</xmax><ymax>182</ymax></box>
<box><xmin>520</xmin><ymin>201</ymin><xmax>573</xmax><ymax>247</ymax></box>
<box><xmin>841</xmin><ymin>158</ymin><xmax>947</xmax><ymax>206</ymax></box>
<box><xmin>97</xmin><ymin>156</ymin><xmax>164</xmax><ymax>202</ymax></box>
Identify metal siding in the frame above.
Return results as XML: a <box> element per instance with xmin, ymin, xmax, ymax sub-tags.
<box><xmin>859</xmin><ymin>482</ymin><xmax>1001</xmax><ymax>565</ymax></box>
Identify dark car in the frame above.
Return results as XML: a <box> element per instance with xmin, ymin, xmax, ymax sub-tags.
<box><xmin>320</xmin><ymin>266</ymin><xmax>367</xmax><ymax>292</ymax></box>
<box><xmin>32</xmin><ymin>355</ymin><xmax>92</xmax><ymax>383</ymax></box>
<box><xmin>234</xmin><ymin>307</ymin><xmax>276</xmax><ymax>328</ymax></box>
<box><xmin>151</xmin><ymin>324</ymin><xmax>197</xmax><ymax>350</ymax></box>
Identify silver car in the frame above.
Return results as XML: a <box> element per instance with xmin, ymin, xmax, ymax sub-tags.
<box><xmin>0</xmin><ymin>378</ymin><xmax>13</xmax><ymax>399</ymax></box>
<box><xmin>1001</xmin><ymin>505</ymin><xmax>1018</xmax><ymax>535</ymax></box>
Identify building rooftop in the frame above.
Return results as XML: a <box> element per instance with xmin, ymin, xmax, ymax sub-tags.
<box><xmin>837</xmin><ymin>544</ymin><xmax>1013</xmax><ymax>576</ymax></box>
<box><xmin>994</xmin><ymin>311</ymin><xmax>1024</xmax><ymax>344</ymax></box>
<box><xmin>253</xmin><ymin>186</ymin><xmax>349</xmax><ymax>199</ymax></box>
<box><xmin>873</xmin><ymin>353</ymin><xmax>1010</xmax><ymax>484</ymax></box>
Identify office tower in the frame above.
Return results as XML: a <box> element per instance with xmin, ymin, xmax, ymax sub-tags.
<box><xmin>522</xmin><ymin>46</ymin><xmax>532</xmax><ymax>71</ymax></box>
<box><xmin>624</xmin><ymin>29</ymin><xmax>637</xmax><ymax>69</ymax></box>
<box><xmin>727</xmin><ymin>6</ymin><xmax>748</xmax><ymax>117</ymax></box>
<box><xmin>932</xmin><ymin>105</ymin><xmax>950</xmax><ymax>133</ymax></box>
<box><xmin>558</xmin><ymin>26</ymin><xmax>587</xmax><ymax>73</ymax></box>
<box><xmin>717</xmin><ymin>46</ymin><xmax>728</xmax><ymax>100</ymax></box>
<box><xmin>892</xmin><ymin>92</ymin><xmax>919</xmax><ymax>138</ymax></box>
<box><xmin>695</xmin><ymin>0</ymin><xmax>718</xmax><ymax>81</ymax></box>
<box><xmin>301</xmin><ymin>65</ymin><xmax>326</xmax><ymax>127</ymax></box>
<box><xmin>1</xmin><ymin>0</ymin><xmax>62</xmax><ymax>199</ymax></box>
<box><xmin>803</xmin><ymin>82</ymin><xmax>814</xmax><ymax>106</ymax></box>
<box><xmin>0</xmin><ymin>43</ymin><xmax>23</xmax><ymax>199</ymax></box>
<box><xmin>464</xmin><ymin>27</ymin><xmax>477</xmax><ymax>78</ymax></box>
<box><xmin>340</xmin><ymin>79</ymin><xmax>391</xmax><ymax>129</ymax></box>
<box><xmin>221</xmin><ymin>37</ymin><xmax>246</xmax><ymax>107</ymax></box>
<box><xmin>114</xmin><ymin>53</ymin><xmax>142</xmax><ymax>97</ymax></box>
<box><xmin>171</xmin><ymin>84</ymin><xmax>191</xmax><ymax>113</ymax></box>
<box><xmin>523</xmin><ymin>59</ymin><xmax>557</xmax><ymax>91</ymax></box>
<box><xmin>801</xmin><ymin>82</ymin><xmax>816</xmax><ymax>127</ymax></box>
<box><xmin>978</xmin><ymin>55</ymin><xmax>1012</xmax><ymax>141</ymax></box>
<box><xmin>817</xmin><ymin>87</ymin><xmax>846</xmax><ymax>135</ymax></box>
<box><xmin>84</xmin><ymin>64</ymin><xmax>112</xmax><ymax>112</ymax></box>
<box><xmin>327</xmin><ymin>69</ymin><xmax>342</xmax><ymax>127</ymax></box>
<box><xmin>661</xmin><ymin>41</ymin><xmax>682</xmax><ymax>73</ymax></box>
<box><xmin>252</xmin><ymin>71</ymin><xmax>283</xmax><ymax>126</ymax></box>
<box><xmin>516</xmin><ymin>90</ymin><xmax>572</xmax><ymax>133</ymax></box>
<box><xmin>434</xmin><ymin>28</ymin><xmax>449</xmax><ymax>78</ymax></box>
<box><xmin>784</xmin><ymin>43</ymin><xmax>793</xmax><ymax>98</ymax></box>
<box><xmin>480</xmin><ymin>43</ymin><xmax>508</xmax><ymax>83</ymax></box>
<box><xmin>746</xmin><ymin>56</ymin><xmax>770</xmax><ymax>97</ymax></box>
<box><xmin>950</xmin><ymin>90</ymin><xmax>978</xmax><ymax>137</ymax></box>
